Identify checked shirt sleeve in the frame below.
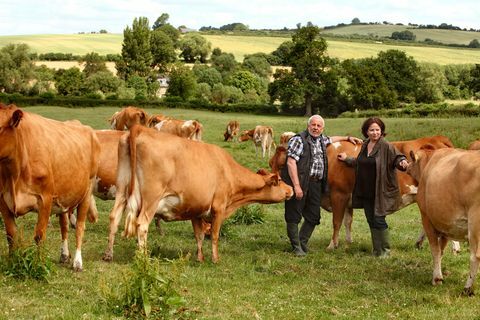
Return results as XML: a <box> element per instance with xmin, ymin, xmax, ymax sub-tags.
<box><xmin>287</xmin><ymin>136</ymin><xmax>303</xmax><ymax>161</ymax></box>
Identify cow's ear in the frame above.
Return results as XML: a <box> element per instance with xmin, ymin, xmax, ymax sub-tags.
<box><xmin>256</xmin><ymin>168</ymin><xmax>268</xmax><ymax>176</ymax></box>
<box><xmin>409</xmin><ymin>150</ymin><xmax>416</xmax><ymax>162</ymax></box>
<box><xmin>420</xmin><ymin>143</ymin><xmax>435</xmax><ymax>151</ymax></box>
<box><xmin>10</xmin><ymin>109</ymin><xmax>23</xmax><ymax>127</ymax></box>
<box><xmin>266</xmin><ymin>174</ymin><xmax>280</xmax><ymax>186</ymax></box>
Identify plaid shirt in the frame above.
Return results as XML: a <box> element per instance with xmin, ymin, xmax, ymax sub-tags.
<box><xmin>287</xmin><ymin>134</ymin><xmax>332</xmax><ymax>178</ymax></box>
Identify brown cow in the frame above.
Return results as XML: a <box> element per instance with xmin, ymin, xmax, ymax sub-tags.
<box><xmin>240</xmin><ymin>125</ymin><xmax>275</xmax><ymax>158</ymax></box>
<box><xmin>102</xmin><ymin>125</ymin><xmax>293</xmax><ymax>263</ymax></box>
<box><xmin>279</xmin><ymin>131</ymin><xmax>296</xmax><ymax>147</ymax></box>
<box><xmin>0</xmin><ymin>104</ymin><xmax>100</xmax><ymax>271</ymax></box>
<box><xmin>109</xmin><ymin>106</ymin><xmax>149</xmax><ymax>130</ymax></box>
<box><xmin>153</xmin><ymin>118</ymin><xmax>203</xmax><ymax>141</ymax></box>
<box><xmin>270</xmin><ymin>136</ymin><xmax>455</xmax><ymax>250</ymax></box>
<box><xmin>224</xmin><ymin>120</ymin><xmax>240</xmax><ymax>142</ymax></box>
<box><xmin>468</xmin><ymin>140</ymin><xmax>480</xmax><ymax>150</ymax></box>
<box><xmin>407</xmin><ymin>147</ymin><xmax>480</xmax><ymax>295</ymax></box>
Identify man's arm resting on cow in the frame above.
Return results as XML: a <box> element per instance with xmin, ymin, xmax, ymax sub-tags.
<box><xmin>330</xmin><ymin>135</ymin><xmax>363</xmax><ymax>145</ymax></box>
<box><xmin>287</xmin><ymin>157</ymin><xmax>303</xmax><ymax>200</ymax></box>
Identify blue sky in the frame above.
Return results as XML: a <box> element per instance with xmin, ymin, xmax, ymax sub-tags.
<box><xmin>1</xmin><ymin>0</ymin><xmax>479</xmax><ymax>35</ymax></box>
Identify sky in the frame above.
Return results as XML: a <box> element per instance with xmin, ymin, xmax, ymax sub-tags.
<box><xmin>1</xmin><ymin>0</ymin><xmax>479</xmax><ymax>36</ymax></box>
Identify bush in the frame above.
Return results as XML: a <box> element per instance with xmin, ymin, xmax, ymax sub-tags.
<box><xmin>230</xmin><ymin>204</ymin><xmax>265</xmax><ymax>225</ymax></box>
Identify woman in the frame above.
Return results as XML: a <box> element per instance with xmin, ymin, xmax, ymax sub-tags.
<box><xmin>337</xmin><ymin>117</ymin><xmax>408</xmax><ymax>257</ymax></box>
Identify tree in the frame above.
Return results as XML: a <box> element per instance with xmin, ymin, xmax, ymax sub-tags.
<box><xmin>391</xmin><ymin>30</ymin><xmax>416</xmax><ymax>41</ymax></box>
<box><xmin>283</xmin><ymin>25</ymin><xmax>336</xmax><ymax>116</ymax></box>
<box><xmin>150</xmin><ymin>29</ymin><xmax>177</xmax><ymax>71</ymax></box>
<box><xmin>271</xmin><ymin>41</ymin><xmax>293</xmax><ymax>66</ymax></box>
<box><xmin>468</xmin><ymin>39</ymin><xmax>480</xmax><ymax>48</ymax></box>
<box><xmin>415</xmin><ymin>63</ymin><xmax>447</xmax><ymax>103</ymax></box>
<box><xmin>210</xmin><ymin>52</ymin><xmax>238</xmax><ymax>77</ymax></box>
<box><xmin>83</xmin><ymin>71</ymin><xmax>122</xmax><ymax>95</ymax></box>
<box><xmin>192</xmin><ymin>64</ymin><xmax>222</xmax><ymax>87</ymax></box>
<box><xmin>219</xmin><ymin>23</ymin><xmax>249</xmax><ymax>32</ymax></box>
<box><xmin>178</xmin><ymin>34</ymin><xmax>211</xmax><ymax>63</ymax></box>
<box><xmin>152</xmin><ymin>13</ymin><xmax>169</xmax><ymax>30</ymax></box>
<box><xmin>155</xmin><ymin>24</ymin><xmax>180</xmax><ymax>47</ymax></box>
<box><xmin>55</xmin><ymin>67</ymin><xmax>85</xmax><ymax>96</ymax></box>
<box><xmin>351</xmin><ymin>18</ymin><xmax>361</xmax><ymax>25</ymax></box>
<box><xmin>116</xmin><ymin>17</ymin><xmax>152</xmax><ymax>80</ymax></box>
<box><xmin>242</xmin><ymin>54</ymin><xmax>272</xmax><ymax>79</ymax></box>
<box><xmin>0</xmin><ymin>43</ymin><xmax>35</xmax><ymax>94</ymax></box>
<box><xmin>81</xmin><ymin>52</ymin><xmax>108</xmax><ymax>77</ymax></box>
<box><xmin>167</xmin><ymin>64</ymin><xmax>197</xmax><ymax>100</ymax></box>
<box><xmin>227</xmin><ymin>70</ymin><xmax>263</xmax><ymax>94</ymax></box>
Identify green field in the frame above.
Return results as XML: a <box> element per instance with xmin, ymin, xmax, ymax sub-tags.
<box><xmin>1</xmin><ymin>32</ymin><xmax>479</xmax><ymax>65</ymax></box>
<box><xmin>1</xmin><ymin>106</ymin><xmax>480</xmax><ymax>319</ymax></box>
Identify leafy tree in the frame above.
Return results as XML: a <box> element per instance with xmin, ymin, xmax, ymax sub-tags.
<box><xmin>268</xmin><ymin>68</ymin><xmax>304</xmax><ymax>111</ymax></box>
<box><xmin>30</xmin><ymin>64</ymin><xmax>56</xmax><ymax>95</ymax></box>
<box><xmin>391</xmin><ymin>30</ymin><xmax>416</xmax><ymax>41</ymax></box>
<box><xmin>167</xmin><ymin>64</ymin><xmax>197</xmax><ymax>100</ymax></box>
<box><xmin>193</xmin><ymin>82</ymin><xmax>212</xmax><ymax>102</ymax></box>
<box><xmin>219</xmin><ymin>23</ymin><xmax>249</xmax><ymax>32</ymax></box>
<box><xmin>84</xmin><ymin>71</ymin><xmax>122</xmax><ymax>95</ymax></box>
<box><xmin>81</xmin><ymin>52</ymin><xmax>108</xmax><ymax>77</ymax></box>
<box><xmin>280</xmin><ymin>25</ymin><xmax>336</xmax><ymax>116</ymax></box>
<box><xmin>0</xmin><ymin>43</ymin><xmax>35</xmax><ymax>93</ymax></box>
<box><xmin>351</xmin><ymin>18</ymin><xmax>361</xmax><ymax>24</ymax></box>
<box><xmin>150</xmin><ymin>29</ymin><xmax>177</xmax><ymax>71</ymax></box>
<box><xmin>242</xmin><ymin>54</ymin><xmax>272</xmax><ymax>79</ymax></box>
<box><xmin>116</xmin><ymin>17</ymin><xmax>152</xmax><ymax>80</ymax></box>
<box><xmin>178</xmin><ymin>34</ymin><xmax>211</xmax><ymax>63</ymax></box>
<box><xmin>211</xmin><ymin>83</ymin><xmax>243</xmax><ymax>104</ymax></box>
<box><xmin>192</xmin><ymin>64</ymin><xmax>222</xmax><ymax>87</ymax></box>
<box><xmin>210</xmin><ymin>52</ymin><xmax>238</xmax><ymax>77</ymax></box>
<box><xmin>126</xmin><ymin>75</ymin><xmax>148</xmax><ymax>100</ymax></box>
<box><xmin>468</xmin><ymin>39</ymin><xmax>480</xmax><ymax>48</ymax></box>
<box><xmin>152</xmin><ymin>13</ymin><xmax>169</xmax><ymax>30</ymax></box>
<box><xmin>470</xmin><ymin>64</ymin><xmax>480</xmax><ymax>95</ymax></box>
<box><xmin>271</xmin><ymin>41</ymin><xmax>293</xmax><ymax>66</ymax></box>
<box><xmin>227</xmin><ymin>70</ymin><xmax>263</xmax><ymax>94</ymax></box>
<box><xmin>55</xmin><ymin>67</ymin><xmax>85</xmax><ymax>96</ymax></box>
<box><xmin>155</xmin><ymin>24</ymin><xmax>180</xmax><ymax>46</ymax></box>
<box><xmin>415</xmin><ymin>63</ymin><xmax>447</xmax><ymax>103</ymax></box>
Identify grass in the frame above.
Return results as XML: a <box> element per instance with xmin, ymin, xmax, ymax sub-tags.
<box><xmin>1</xmin><ymin>106</ymin><xmax>480</xmax><ymax>318</ymax></box>
<box><xmin>2</xmin><ymin>33</ymin><xmax>480</xmax><ymax>65</ymax></box>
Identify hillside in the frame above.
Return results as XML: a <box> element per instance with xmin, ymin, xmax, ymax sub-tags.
<box><xmin>1</xmin><ymin>32</ymin><xmax>479</xmax><ymax>65</ymax></box>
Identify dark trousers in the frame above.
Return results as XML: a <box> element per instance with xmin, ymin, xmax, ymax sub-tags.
<box><xmin>284</xmin><ymin>180</ymin><xmax>322</xmax><ymax>225</ymax></box>
<box><xmin>361</xmin><ymin>197</ymin><xmax>388</xmax><ymax>230</ymax></box>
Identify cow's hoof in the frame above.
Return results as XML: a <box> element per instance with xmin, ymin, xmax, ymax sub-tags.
<box><xmin>462</xmin><ymin>287</ymin><xmax>475</xmax><ymax>297</ymax></box>
<box><xmin>433</xmin><ymin>278</ymin><xmax>444</xmax><ymax>286</ymax></box>
<box><xmin>73</xmin><ymin>264</ymin><xmax>83</xmax><ymax>272</ymax></box>
<box><xmin>102</xmin><ymin>252</ymin><xmax>113</xmax><ymax>262</ymax></box>
<box><xmin>326</xmin><ymin>242</ymin><xmax>338</xmax><ymax>251</ymax></box>
<box><xmin>415</xmin><ymin>241</ymin><xmax>422</xmax><ymax>249</ymax></box>
<box><xmin>59</xmin><ymin>254</ymin><xmax>71</xmax><ymax>264</ymax></box>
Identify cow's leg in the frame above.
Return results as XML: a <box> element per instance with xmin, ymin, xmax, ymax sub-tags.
<box><xmin>0</xmin><ymin>208</ymin><xmax>17</xmax><ymax>251</ymax></box>
<box><xmin>34</xmin><ymin>196</ymin><xmax>53</xmax><ymax>243</ymax></box>
<box><xmin>87</xmin><ymin>194</ymin><xmax>98</xmax><ymax>223</ymax></box>
<box><xmin>464</xmin><ymin>215</ymin><xmax>480</xmax><ymax>296</ymax></box>
<box><xmin>73</xmin><ymin>196</ymin><xmax>90</xmax><ymax>272</ymax></box>
<box><xmin>154</xmin><ymin>215</ymin><xmax>165</xmax><ymax>235</ymax></box>
<box><xmin>59</xmin><ymin>212</ymin><xmax>71</xmax><ymax>264</ymax></box>
<box><xmin>210</xmin><ymin>214</ymin><xmax>225</xmax><ymax>263</ymax></box>
<box><xmin>192</xmin><ymin>217</ymin><xmax>205</xmax><ymax>262</ymax></box>
<box><xmin>415</xmin><ymin>229</ymin><xmax>426</xmax><ymax>249</ymax></box>
<box><xmin>422</xmin><ymin>215</ymin><xmax>444</xmax><ymax>285</ymax></box>
<box><xmin>327</xmin><ymin>191</ymin><xmax>350</xmax><ymax>250</ymax></box>
<box><xmin>451</xmin><ymin>241</ymin><xmax>461</xmax><ymax>255</ymax></box>
<box><xmin>343</xmin><ymin>207</ymin><xmax>354</xmax><ymax>244</ymax></box>
<box><xmin>103</xmin><ymin>194</ymin><xmax>127</xmax><ymax>262</ymax></box>
<box><xmin>68</xmin><ymin>209</ymin><xmax>77</xmax><ymax>229</ymax></box>
<box><xmin>136</xmin><ymin>206</ymin><xmax>155</xmax><ymax>253</ymax></box>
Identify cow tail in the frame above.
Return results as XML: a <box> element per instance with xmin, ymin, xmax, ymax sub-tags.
<box><xmin>124</xmin><ymin>125</ymin><xmax>141</xmax><ymax>237</ymax></box>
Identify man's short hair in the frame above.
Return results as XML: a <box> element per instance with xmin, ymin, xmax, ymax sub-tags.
<box><xmin>308</xmin><ymin>115</ymin><xmax>324</xmax><ymax>126</ymax></box>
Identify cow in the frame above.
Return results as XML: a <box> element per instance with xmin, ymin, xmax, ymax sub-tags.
<box><xmin>102</xmin><ymin>125</ymin><xmax>293</xmax><ymax>263</ymax></box>
<box><xmin>146</xmin><ymin>114</ymin><xmax>168</xmax><ymax>128</ymax></box>
<box><xmin>224</xmin><ymin>120</ymin><xmax>240</xmax><ymax>142</ymax></box>
<box><xmin>468</xmin><ymin>140</ymin><xmax>480</xmax><ymax>150</ymax></box>
<box><xmin>153</xmin><ymin>118</ymin><xmax>203</xmax><ymax>141</ymax></box>
<box><xmin>407</xmin><ymin>147</ymin><xmax>480</xmax><ymax>295</ymax></box>
<box><xmin>269</xmin><ymin>135</ymin><xmax>455</xmax><ymax>250</ymax></box>
<box><xmin>240</xmin><ymin>125</ymin><xmax>275</xmax><ymax>158</ymax></box>
<box><xmin>279</xmin><ymin>131</ymin><xmax>296</xmax><ymax>147</ymax></box>
<box><xmin>0</xmin><ymin>103</ymin><xmax>100</xmax><ymax>271</ymax></box>
<box><xmin>109</xmin><ymin>106</ymin><xmax>149</xmax><ymax>130</ymax></box>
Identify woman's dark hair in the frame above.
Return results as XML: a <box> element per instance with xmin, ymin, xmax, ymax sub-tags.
<box><xmin>361</xmin><ymin>117</ymin><xmax>386</xmax><ymax>138</ymax></box>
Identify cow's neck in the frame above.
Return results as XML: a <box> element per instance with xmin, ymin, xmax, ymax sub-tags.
<box><xmin>228</xmin><ymin>169</ymin><xmax>269</xmax><ymax>212</ymax></box>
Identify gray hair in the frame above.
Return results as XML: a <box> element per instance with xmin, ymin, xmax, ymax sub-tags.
<box><xmin>307</xmin><ymin>115</ymin><xmax>324</xmax><ymax>126</ymax></box>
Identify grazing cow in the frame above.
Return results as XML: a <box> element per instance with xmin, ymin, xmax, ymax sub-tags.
<box><xmin>240</xmin><ymin>125</ymin><xmax>275</xmax><ymax>158</ymax></box>
<box><xmin>153</xmin><ymin>118</ymin><xmax>203</xmax><ymax>141</ymax></box>
<box><xmin>407</xmin><ymin>147</ymin><xmax>480</xmax><ymax>295</ymax></box>
<box><xmin>224</xmin><ymin>120</ymin><xmax>240</xmax><ymax>142</ymax></box>
<box><xmin>279</xmin><ymin>131</ymin><xmax>296</xmax><ymax>147</ymax></box>
<box><xmin>468</xmin><ymin>140</ymin><xmax>480</xmax><ymax>150</ymax></box>
<box><xmin>0</xmin><ymin>104</ymin><xmax>100</xmax><ymax>271</ymax></box>
<box><xmin>102</xmin><ymin>125</ymin><xmax>293</xmax><ymax>263</ymax></box>
<box><xmin>146</xmin><ymin>114</ymin><xmax>168</xmax><ymax>128</ymax></box>
<box><xmin>109</xmin><ymin>106</ymin><xmax>149</xmax><ymax>130</ymax></box>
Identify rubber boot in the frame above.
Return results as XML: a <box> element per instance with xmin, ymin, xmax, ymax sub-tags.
<box><xmin>371</xmin><ymin>228</ymin><xmax>390</xmax><ymax>258</ymax></box>
<box><xmin>287</xmin><ymin>223</ymin><xmax>306</xmax><ymax>256</ymax></box>
<box><xmin>299</xmin><ymin>221</ymin><xmax>316</xmax><ymax>253</ymax></box>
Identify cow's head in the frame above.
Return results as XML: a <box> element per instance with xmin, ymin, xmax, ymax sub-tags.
<box><xmin>406</xmin><ymin>144</ymin><xmax>436</xmax><ymax>182</ymax></box>
<box><xmin>257</xmin><ymin>169</ymin><xmax>293</xmax><ymax>201</ymax></box>
<box><xmin>239</xmin><ymin>130</ymin><xmax>253</xmax><ymax>142</ymax></box>
<box><xmin>147</xmin><ymin>114</ymin><xmax>166</xmax><ymax>128</ymax></box>
<box><xmin>0</xmin><ymin>104</ymin><xmax>24</xmax><ymax>160</ymax></box>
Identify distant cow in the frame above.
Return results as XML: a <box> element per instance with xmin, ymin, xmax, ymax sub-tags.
<box><xmin>240</xmin><ymin>125</ymin><xmax>275</xmax><ymax>158</ymax></box>
<box><xmin>407</xmin><ymin>147</ymin><xmax>480</xmax><ymax>295</ymax></box>
<box><xmin>279</xmin><ymin>131</ymin><xmax>296</xmax><ymax>147</ymax></box>
<box><xmin>468</xmin><ymin>140</ymin><xmax>480</xmax><ymax>150</ymax></box>
<box><xmin>109</xmin><ymin>106</ymin><xmax>149</xmax><ymax>130</ymax></box>
<box><xmin>153</xmin><ymin>118</ymin><xmax>203</xmax><ymax>141</ymax></box>
<box><xmin>224</xmin><ymin>120</ymin><xmax>240</xmax><ymax>142</ymax></box>
<box><xmin>0</xmin><ymin>104</ymin><xmax>100</xmax><ymax>271</ymax></box>
<box><xmin>102</xmin><ymin>125</ymin><xmax>293</xmax><ymax>263</ymax></box>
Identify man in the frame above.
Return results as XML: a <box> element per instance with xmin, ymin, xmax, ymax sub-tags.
<box><xmin>281</xmin><ymin>115</ymin><xmax>362</xmax><ymax>256</ymax></box>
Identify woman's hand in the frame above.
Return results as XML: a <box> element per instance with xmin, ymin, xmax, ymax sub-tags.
<box><xmin>399</xmin><ymin>159</ymin><xmax>409</xmax><ymax>170</ymax></box>
<box><xmin>337</xmin><ymin>152</ymin><xmax>347</xmax><ymax>162</ymax></box>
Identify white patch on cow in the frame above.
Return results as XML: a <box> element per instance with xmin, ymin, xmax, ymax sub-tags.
<box><xmin>61</xmin><ymin>239</ymin><xmax>69</xmax><ymax>258</ymax></box>
<box><xmin>110</xmin><ymin>118</ymin><xmax>117</xmax><ymax>130</ymax></box>
<box><xmin>73</xmin><ymin>249</ymin><xmax>82</xmax><ymax>271</ymax></box>
<box><xmin>406</xmin><ymin>184</ymin><xmax>418</xmax><ymax>195</ymax></box>
<box><xmin>182</xmin><ymin>120</ymin><xmax>193</xmax><ymax>128</ymax></box>
<box><xmin>107</xmin><ymin>185</ymin><xmax>117</xmax><ymax>199</ymax></box>
<box><xmin>156</xmin><ymin>195</ymin><xmax>182</xmax><ymax>221</ymax></box>
<box><xmin>154</xmin><ymin>121</ymin><xmax>165</xmax><ymax>131</ymax></box>
<box><xmin>331</xmin><ymin>141</ymin><xmax>342</xmax><ymax>149</ymax></box>
<box><xmin>200</xmin><ymin>207</ymin><xmax>212</xmax><ymax>220</ymax></box>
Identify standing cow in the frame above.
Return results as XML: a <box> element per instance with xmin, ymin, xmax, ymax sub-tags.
<box><xmin>240</xmin><ymin>125</ymin><xmax>275</xmax><ymax>158</ymax></box>
<box><xmin>407</xmin><ymin>147</ymin><xmax>480</xmax><ymax>295</ymax></box>
<box><xmin>109</xmin><ymin>106</ymin><xmax>149</xmax><ymax>130</ymax></box>
<box><xmin>0</xmin><ymin>104</ymin><xmax>100</xmax><ymax>271</ymax></box>
<box><xmin>103</xmin><ymin>125</ymin><xmax>293</xmax><ymax>263</ymax></box>
<box><xmin>224</xmin><ymin>120</ymin><xmax>240</xmax><ymax>142</ymax></box>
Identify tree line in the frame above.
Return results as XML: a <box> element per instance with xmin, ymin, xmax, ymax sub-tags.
<box><xmin>0</xmin><ymin>16</ymin><xmax>479</xmax><ymax>116</ymax></box>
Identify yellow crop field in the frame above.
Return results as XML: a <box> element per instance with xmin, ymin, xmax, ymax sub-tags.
<box><xmin>1</xmin><ymin>33</ymin><xmax>479</xmax><ymax>65</ymax></box>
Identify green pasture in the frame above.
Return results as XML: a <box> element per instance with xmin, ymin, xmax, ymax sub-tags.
<box><xmin>1</xmin><ymin>33</ymin><xmax>479</xmax><ymax>65</ymax></box>
<box><xmin>1</xmin><ymin>106</ymin><xmax>480</xmax><ymax>319</ymax></box>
